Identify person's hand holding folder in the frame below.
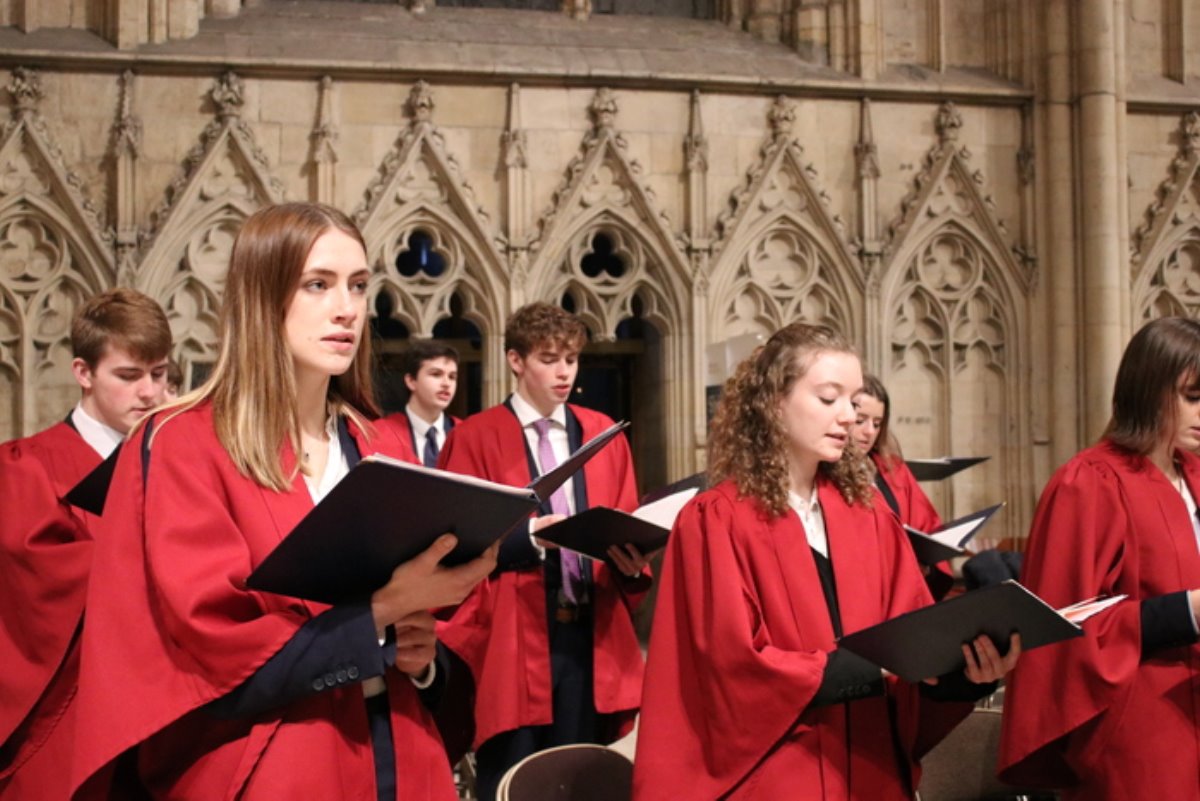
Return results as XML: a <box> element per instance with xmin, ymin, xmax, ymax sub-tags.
<box><xmin>369</xmin><ymin>534</ymin><xmax>499</xmax><ymax>635</ymax></box>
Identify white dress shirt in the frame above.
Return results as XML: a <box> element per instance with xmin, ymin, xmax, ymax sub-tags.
<box><xmin>788</xmin><ymin>486</ymin><xmax>829</xmax><ymax>558</ymax></box>
<box><xmin>406</xmin><ymin>407</ymin><xmax>446</xmax><ymax>455</ymax></box>
<box><xmin>302</xmin><ymin>414</ymin><xmax>435</xmax><ymax>692</ymax></box>
<box><xmin>71</xmin><ymin>403</ymin><xmax>123</xmax><ymax>459</ymax></box>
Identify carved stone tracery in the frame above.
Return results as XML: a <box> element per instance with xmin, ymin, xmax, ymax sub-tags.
<box><xmin>0</xmin><ymin>68</ymin><xmax>114</xmax><ymax>437</ymax></box>
<box><xmin>1133</xmin><ymin>111</ymin><xmax>1200</xmax><ymax>322</ymax></box>
<box><xmin>135</xmin><ymin>71</ymin><xmax>285</xmax><ymax>386</ymax></box>
<box><xmin>709</xmin><ymin>95</ymin><xmax>859</xmax><ymax>341</ymax></box>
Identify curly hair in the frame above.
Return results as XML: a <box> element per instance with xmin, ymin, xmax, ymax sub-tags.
<box><xmin>708</xmin><ymin>323</ymin><xmax>876</xmax><ymax>517</ymax></box>
<box><xmin>504</xmin><ymin>302</ymin><xmax>588</xmax><ymax>357</ymax></box>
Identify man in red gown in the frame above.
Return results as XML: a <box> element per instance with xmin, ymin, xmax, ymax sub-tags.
<box><xmin>384</xmin><ymin>340</ymin><xmax>460</xmax><ymax>467</ymax></box>
<box><xmin>435</xmin><ymin>302</ymin><xmax>652</xmax><ymax>801</ymax></box>
<box><xmin>0</xmin><ymin>288</ymin><xmax>171</xmax><ymax>801</ymax></box>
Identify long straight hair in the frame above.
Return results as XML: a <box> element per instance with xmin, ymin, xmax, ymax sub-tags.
<box><xmin>708</xmin><ymin>323</ymin><xmax>874</xmax><ymax>517</ymax></box>
<box><xmin>1104</xmin><ymin>316</ymin><xmax>1200</xmax><ymax>456</ymax></box>
<box><xmin>160</xmin><ymin>203</ymin><xmax>379</xmax><ymax>490</ymax></box>
<box><xmin>856</xmin><ymin>372</ymin><xmax>900</xmax><ymax>462</ymax></box>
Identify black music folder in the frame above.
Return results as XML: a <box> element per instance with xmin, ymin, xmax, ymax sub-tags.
<box><xmin>65</xmin><ymin>444</ymin><xmax>121</xmax><ymax>515</ymax></box>
<box><xmin>245</xmin><ymin>420</ymin><xmax>629</xmax><ymax>605</ymax></box>
<box><xmin>905</xmin><ymin>456</ymin><xmax>989</xmax><ymax>482</ymax></box>
<box><xmin>837</xmin><ymin>580</ymin><xmax>1085</xmax><ymax>683</ymax></box>
<box><xmin>535</xmin><ymin>483</ymin><xmax>699</xmax><ymax>562</ymax></box>
<box><xmin>639</xmin><ymin>471</ymin><xmax>708</xmax><ymax>506</ymax></box>
<box><xmin>904</xmin><ymin>502</ymin><xmax>1005</xmax><ymax>566</ymax></box>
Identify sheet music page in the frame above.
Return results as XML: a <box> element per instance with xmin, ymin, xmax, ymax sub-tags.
<box><xmin>632</xmin><ymin>487</ymin><xmax>699</xmax><ymax>528</ymax></box>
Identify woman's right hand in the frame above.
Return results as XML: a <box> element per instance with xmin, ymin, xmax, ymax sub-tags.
<box><xmin>370</xmin><ymin>534</ymin><xmax>499</xmax><ymax>630</ymax></box>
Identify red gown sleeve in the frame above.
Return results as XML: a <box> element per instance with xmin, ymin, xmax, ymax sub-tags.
<box><xmin>71</xmin><ymin>420</ymin><xmax>308</xmax><ymax>796</ymax></box>
<box><xmin>632</xmin><ymin>492</ymin><xmax>828</xmax><ymax>799</ymax></box>
<box><xmin>997</xmin><ymin>455</ymin><xmax>1141</xmax><ymax>787</ymax></box>
<box><xmin>0</xmin><ymin>442</ymin><xmax>90</xmax><ymax>754</ymax></box>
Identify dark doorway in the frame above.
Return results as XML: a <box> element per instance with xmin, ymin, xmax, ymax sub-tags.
<box><xmin>569</xmin><ymin>293</ymin><xmax>667</xmax><ymax>497</ymax></box>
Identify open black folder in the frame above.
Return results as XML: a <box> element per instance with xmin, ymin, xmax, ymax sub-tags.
<box><xmin>903</xmin><ymin>502</ymin><xmax>1005</xmax><ymax>566</ymax></box>
<box><xmin>837</xmin><ymin>580</ymin><xmax>1084</xmax><ymax>683</ymax></box>
<box><xmin>535</xmin><ymin>484</ymin><xmax>700</xmax><ymax>562</ymax></box>
<box><xmin>905</xmin><ymin>456</ymin><xmax>989</xmax><ymax>482</ymax></box>
<box><xmin>65</xmin><ymin>444</ymin><xmax>121</xmax><ymax>515</ymax></box>
<box><xmin>245</xmin><ymin>420</ymin><xmax>629</xmax><ymax>605</ymax></box>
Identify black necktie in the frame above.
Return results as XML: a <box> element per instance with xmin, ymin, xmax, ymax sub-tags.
<box><xmin>423</xmin><ymin>426</ymin><xmax>439</xmax><ymax>468</ymax></box>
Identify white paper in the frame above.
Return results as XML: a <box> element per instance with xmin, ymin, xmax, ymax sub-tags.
<box><xmin>928</xmin><ymin>517</ymin><xmax>984</xmax><ymax>548</ymax></box>
<box><xmin>632</xmin><ymin>487</ymin><xmax>699</xmax><ymax>529</ymax></box>
<box><xmin>1057</xmin><ymin>594</ymin><xmax>1127</xmax><ymax>624</ymax></box>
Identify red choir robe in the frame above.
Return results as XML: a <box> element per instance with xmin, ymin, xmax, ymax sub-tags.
<box><xmin>435</xmin><ymin>403</ymin><xmax>647</xmax><ymax>750</ymax></box>
<box><xmin>70</xmin><ymin>403</ymin><xmax>457</xmax><ymax>801</ymax></box>
<box><xmin>632</xmin><ymin>478</ymin><xmax>971</xmax><ymax>801</ymax></box>
<box><xmin>0</xmin><ymin>422</ymin><xmax>100</xmax><ymax>801</ymax></box>
<box><xmin>872</xmin><ymin>452</ymin><xmax>942</xmax><ymax>533</ymax></box>
<box><xmin>998</xmin><ymin>442</ymin><xmax>1200</xmax><ymax>800</ymax></box>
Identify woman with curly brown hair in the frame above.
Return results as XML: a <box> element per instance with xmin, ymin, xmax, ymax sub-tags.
<box><xmin>632</xmin><ymin>322</ymin><xmax>1017</xmax><ymax>800</ymax></box>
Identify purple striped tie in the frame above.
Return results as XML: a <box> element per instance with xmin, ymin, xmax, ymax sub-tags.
<box><xmin>533</xmin><ymin>418</ymin><xmax>585</xmax><ymax>603</ymax></box>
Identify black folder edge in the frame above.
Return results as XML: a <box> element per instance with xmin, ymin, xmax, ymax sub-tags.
<box><xmin>837</xmin><ymin>580</ymin><xmax>1085</xmax><ymax>683</ymax></box>
<box><xmin>529</xmin><ymin>420</ymin><xmax>629</xmax><ymax>500</ymax></box>
<box><xmin>244</xmin><ymin>420</ymin><xmax>631</xmax><ymax>604</ymax></box>
<box><xmin>534</xmin><ymin>507</ymin><xmax>670</xmax><ymax>563</ymax></box>
<box><xmin>905</xmin><ymin>456</ymin><xmax>989</xmax><ymax>482</ymax></box>
<box><xmin>639</xmin><ymin>471</ymin><xmax>708</xmax><ymax>506</ymax></box>
<box><xmin>64</xmin><ymin>443</ymin><xmax>121</xmax><ymax>515</ymax></box>
<box><xmin>903</xmin><ymin>502</ymin><xmax>1005</xmax><ymax>566</ymax></box>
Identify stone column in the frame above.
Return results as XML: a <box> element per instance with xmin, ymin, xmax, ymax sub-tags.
<box><xmin>1041</xmin><ymin>0</ymin><xmax>1080</xmax><ymax>467</ymax></box>
<box><xmin>1075</xmin><ymin>0</ymin><xmax>1123</xmax><ymax>440</ymax></box>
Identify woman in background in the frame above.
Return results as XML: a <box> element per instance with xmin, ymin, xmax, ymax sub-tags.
<box><xmin>999</xmin><ymin>316</ymin><xmax>1200</xmax><ymax>800</ymax></box>
<box><xmin>850</xmin><ymin>374</ymin><xmax>941</xmax><ymax>533</ymax></box>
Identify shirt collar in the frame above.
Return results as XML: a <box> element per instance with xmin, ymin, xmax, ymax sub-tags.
<box><xmin>787</xmin><ymin>486</ymin><xmax>820</xmax><ymax>513</ymax></box>
<box><xmin>510</xmin><ymin>391</ymin><xmax>566</xmax><ymax>430</ymax></box>
<box><xmin>405</xmin><ymin>406</ymin><xmax>443</xmax><ymax>441</ymax></box>
<box><xmin>71</xmin><ymin>402</ymin><xmax>123</xmax><ymax>459</ymax></box>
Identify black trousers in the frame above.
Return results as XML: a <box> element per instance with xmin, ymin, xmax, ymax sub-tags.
<box><xmin>473</xmin><ymin>613</ymin><xmax>609</xmax><ymax>801</ymax></box>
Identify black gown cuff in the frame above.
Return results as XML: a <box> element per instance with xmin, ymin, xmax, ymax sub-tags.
<box><xmin>810</xmin><ymin>648</ymin><xmax>885</xmax><ymax>708</ymax></box>
<box><xmin>207</xmin><ymin>602</ymin><xmax>392</xmax><ymax>719</ymax></box>
<box><xmin>1141</xmin><ymin>591</ymin><xmax>1199</xmax><ymax>656</ymax></box>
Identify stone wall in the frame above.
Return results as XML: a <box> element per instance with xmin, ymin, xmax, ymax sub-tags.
<box><xmin>1</xmin><ymin>0</ymin><xmax>1199</xmax><ymax>542</ymax></box>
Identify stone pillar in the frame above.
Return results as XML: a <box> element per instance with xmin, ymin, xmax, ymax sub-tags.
<box><xmin>111</xmin><ymin>70</ymin><xmax>141</xmax><ymax>282</ymax></box>
<box><xmin>207</xmin><ymin>0</ymin><xmax>240</xmax><ymax>18</ymax></box>
<box><xmin>1076</xmin><ymin>0</ymin><xmax>1123</xmax><ymax>440</ymax></box>
<box><xmin>855</xmin><ymin>97</ymin><xmax>883</xmax><ymax>367</ymax></box>
<box><xmin>309</xmin><ymin>76</ymin><xmax>337</xmax><ymax>205</ymax></box>
<box><xmin>1040</xmin><ymin>0</ymin><xmax>1079</xmax><ymax>466</ymax></box>
<box><xmin>105</xmin><ymin>0</ymin><xmax>144</xmax><ymax>49</ymax></box>
<box><xmin>502</xmin><ymin>83</ymin><xmax>529</xmax><ymax>247</ymax></box>
<box><xmin>853</xmin><ymin>0</ymin><xmax>883</xmax><ymax>80</ymax></box>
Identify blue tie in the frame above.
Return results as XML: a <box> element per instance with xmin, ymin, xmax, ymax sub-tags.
<box><xmin>423</xmin><ymin>426</ymin><xmax>439</xmax><ymax>468</ymax></box>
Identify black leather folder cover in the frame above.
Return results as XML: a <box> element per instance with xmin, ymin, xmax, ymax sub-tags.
<box><xmin>905</xmin><ymin>456</ymin><xmax>989</xmax><ymax>482</ymax></box>
<box><xmin>640</xmin><ymin>472</ymin><xmax>708</xmax><ymax>505</ymax></box>
<box><xmin>246</xmin><ymin>459</ymin><xmax>538</xmax><ymax>605</ymax></box>
<box><xmin>903</xmin><ymin>502</ymin><xmax>1005</xmax><ymax>566</ymax></box>
<box><xmin>837</xmin><ymin>580</ymin><xmax>1083</xmax><ymax>683</ymax></box>
<box><xmin>246</xmin><ymin>420</ymin><xmax>630</xmax><ymax>605</ymax></box>
<box><xmin>534</xmin><ymin>507</ymin><xmax>670</xmax><ymax>562</ymax></box>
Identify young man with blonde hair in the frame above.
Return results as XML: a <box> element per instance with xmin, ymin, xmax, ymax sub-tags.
<box><xmin>0</xmin><ymin>287</ymin><xmax>171</xmax><ymax>800</ymax></box>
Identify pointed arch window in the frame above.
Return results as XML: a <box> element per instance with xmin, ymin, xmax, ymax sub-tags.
<box><xmin>395</xmin><ymin>229</ymin><xmax>447</xmax><ymax>279</ymax></box>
